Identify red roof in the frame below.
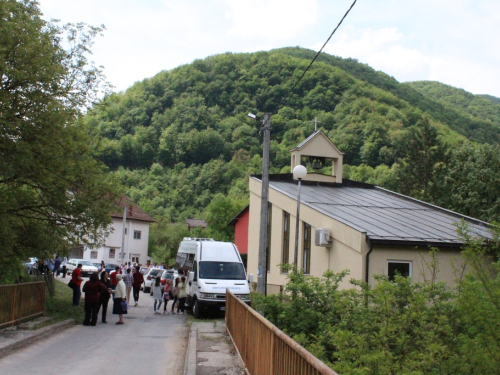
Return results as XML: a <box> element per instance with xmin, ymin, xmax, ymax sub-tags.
<box><xmin>111</xmin><ymin>196</ymin><xmax>155</xmax><ymax>223</ymax></box>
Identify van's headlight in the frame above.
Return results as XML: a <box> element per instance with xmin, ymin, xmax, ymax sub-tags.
<box><xmin>199</xmin><ymin>293</ymin><xmax>215</xmax><ymax>299</ymax></box>
<box><xmin>237</xmin><ymin>294</ymin><xmax>250</xmax><ymax>300</ymax></box>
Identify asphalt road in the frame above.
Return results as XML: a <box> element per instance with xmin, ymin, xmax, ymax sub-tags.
<box><xmin>0</xmin><ymin>279</ymin><xmax>189</xmax><ymax>375</ymax></box>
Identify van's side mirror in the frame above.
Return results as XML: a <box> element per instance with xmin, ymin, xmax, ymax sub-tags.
<box><xmin>248</xmin><ymin>273</ymin><xmax>254</xmax><ymax>283</ymax></box>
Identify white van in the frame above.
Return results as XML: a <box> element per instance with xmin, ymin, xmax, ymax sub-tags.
<box><xmin>175</xmin><ymin>237</ymin><xmax>251</xmax><ymax>318</ymax></box>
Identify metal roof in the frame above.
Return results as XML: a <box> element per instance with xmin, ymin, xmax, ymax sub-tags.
<box><xmin>265</xmin><ymin>179</ymin><xmax>492</xmax><ymax>245</ymax></box>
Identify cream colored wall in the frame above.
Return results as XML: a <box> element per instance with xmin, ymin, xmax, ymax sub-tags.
<box><xmin>248</xmin><ymin>177</ymin><xmax>367</xmax><ymax>291</ymax></box>
<box><xmin>368</xmin><ymin>245</ymin><xmax>466</xmax><ymax>286</ymax></box>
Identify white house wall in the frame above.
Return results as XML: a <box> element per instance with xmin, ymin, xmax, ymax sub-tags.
<box><xmin>82</xmin><ymin>218</ymin><xmax>150</xmax><ymax>265</ymax></box>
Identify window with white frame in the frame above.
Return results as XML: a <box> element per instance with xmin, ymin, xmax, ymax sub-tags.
<box><xmin>133</xmin><ymin>230</ymin><xmax>141</xmax><ymax>239</ymax></box>
<box><xmin>282</xmin><ymin>212</ymin><xmax>290</xmax><ymax>270</ymax></box>
<box><xmin>90</xmin><ymin>251</ymin><xmax>98</xmax><ymax>259</ymax></box>
<box><xmin>303</xmin><ymin>223</ymin><xmax>311</xmax><ymax>274</ymax></box>
<box><xmin>387</xmin><ymin>261</ymin><xmax>411</xmax><ymax>281</ymax></box>
<box><xmin>109</xmin><ymin>248</ymin><xmax>115</xmax><ymax>259</ymax></box>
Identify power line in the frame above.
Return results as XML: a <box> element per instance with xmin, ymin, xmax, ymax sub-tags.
<box><xmin>271</xmin><ymin>0</ymin><xmax>358</xmax><ymax>116</ymax></box>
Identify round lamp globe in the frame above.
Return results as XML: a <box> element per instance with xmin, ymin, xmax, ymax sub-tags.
<box><xmin>293</xmin><ymin>165</ymin><xmax>307</xmax><ymax>180</ymax></box>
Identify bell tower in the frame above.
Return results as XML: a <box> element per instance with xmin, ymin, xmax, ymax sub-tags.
<box><xmin>290</xmin><ymin>130</ymin><xmax>344</xmax><ymax>183</ymax></box>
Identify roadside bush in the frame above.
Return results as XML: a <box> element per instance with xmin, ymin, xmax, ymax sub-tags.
<box><xmin>254</xmin><ymin>229</ymin><xmax>500</xmax><ymax>375</ymax></box>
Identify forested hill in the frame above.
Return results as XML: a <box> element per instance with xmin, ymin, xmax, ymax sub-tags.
<box><xmin>86</xmin><ymin>48</ymin><xmax>500</xmax><ymax>236</ymax></box>
<box><xmin>405</xmin><ymin>80</ymin><xmax>500</xmax><ymax>125</ymax></box>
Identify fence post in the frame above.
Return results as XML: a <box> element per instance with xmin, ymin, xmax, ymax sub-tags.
<box><xmin>10</xmin><ymin>285</ymin><xmax>17</xmax><ymax>326</ymax></box>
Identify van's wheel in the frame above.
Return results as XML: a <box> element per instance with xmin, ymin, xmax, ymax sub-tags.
<box><xmin>193</xmin><ymin>299</ymin><xmax>201</xmax><ymax>319</ymax></box>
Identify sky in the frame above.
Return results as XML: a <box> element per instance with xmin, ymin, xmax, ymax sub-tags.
<box><xmin>38</xmin><ymin>0</ymin><xmax>500</xmax><ymax>97</ymax></box>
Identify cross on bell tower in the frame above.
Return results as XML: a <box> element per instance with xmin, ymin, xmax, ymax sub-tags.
<box><xmin>311</xmin><ymin>117</ymin><xmax>321</xmax><ymax>131</ymax></box>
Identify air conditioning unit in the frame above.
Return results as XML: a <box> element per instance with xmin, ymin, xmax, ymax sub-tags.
<box><xmin>315</xmin><ymin>228</ymin><xmax>332</xmax><ymax>247</ymax></box>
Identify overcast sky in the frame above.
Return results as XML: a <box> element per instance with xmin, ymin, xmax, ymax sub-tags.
<box><xmin>38</xmin><ymin>0</ymin><xmax>500</xmax><ymax>97</ymax></box>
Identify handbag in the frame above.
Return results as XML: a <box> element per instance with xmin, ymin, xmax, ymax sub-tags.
<box><xmin>120</xmin><ymin>301</ymin><xmax>129</xmax><ymax>311</ymax></box>
<box><xmin>68</xmin><ymin>280</ymin><xmax>76</xmax><ymax>289</ymax></box>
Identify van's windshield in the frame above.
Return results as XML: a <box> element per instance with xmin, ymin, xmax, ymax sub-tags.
<box><xmin>199</xmin><ymin>262</ymin><xmax>246</xmax><ymax>280</ymax></box>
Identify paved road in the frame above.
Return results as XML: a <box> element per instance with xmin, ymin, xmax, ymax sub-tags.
<box><xmin>0</xmin><ymin>280</ymin><xmax>189</xmax><ymax>375</ymax></box>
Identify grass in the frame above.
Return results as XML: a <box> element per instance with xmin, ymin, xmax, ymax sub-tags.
<box><xmin>45</xmin><ymin>279</ymin><xmax>84</xmax><ymax>324</ymax></box>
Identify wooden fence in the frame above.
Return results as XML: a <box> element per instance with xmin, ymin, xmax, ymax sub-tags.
<box><xmin>0</xmin><ymin>282</ymin><xmax>46</xmax><ymax>328</ymax></box>
<box><xmin>226</xmin><ymin>289</ymin><xmax>338</xmax><ymax>375</ymax></box>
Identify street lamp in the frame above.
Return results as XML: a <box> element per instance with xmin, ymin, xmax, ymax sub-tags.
<box><xmin>293</xmin><ymin>165</ymin><xmax>307</xmax><ymax>267</ymax></box>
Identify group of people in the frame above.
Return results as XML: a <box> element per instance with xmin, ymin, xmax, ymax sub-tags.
<box><xmin>35</xmin><ymin>256</ymin><xmax>68</xmax><ymax>277</ymax></box>
<box><xmin>151</xmin><ymin>275</ymin><xmax>187</xmax><ymax>315</ymax></box>
<box><xmin>70</xmin><ymin>263</ymin><xmax>186</xmax><ymax>326</ymax></box>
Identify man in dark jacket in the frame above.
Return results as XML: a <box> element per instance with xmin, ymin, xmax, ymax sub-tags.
<box><xmin>53</xmin><ymin>256</ymin><xmax>61</xmax><ymax>277</ymax></box>
<box><xmin>82</xmin><ymin>272</ymin><xmax>108</xmax><ymax>326</ymax></box>
<box><xmin>132</xmin><ymin>266</ymin><xmax>144</xmax><ymax>307</ymax></box>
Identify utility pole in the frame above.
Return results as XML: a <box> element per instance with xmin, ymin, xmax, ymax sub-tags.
<box><xmin>257</xmin><ymin>113</ymin><xmax>271</xmax><ymax>295</ymax></box>
<box><xmin>120</xmin><ymin>206</ymin><xmax>127</xmax><ymax>263</ymax></box>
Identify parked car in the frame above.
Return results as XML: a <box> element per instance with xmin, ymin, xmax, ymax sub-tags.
<box><xmin>142</xmin><ymin>268</ymin><xmax>163</xmax><ymax>293</ymax></box>
<box><xmin>159</xmin><ymin>269</ymin><xmax>179</xmax><ymax>285</ymax></box>
<box><xmin>66</xmin><ymin>259</ymin><xmax>99</xmax><ymax>276</ymax></box>
<box><xmin>104</xmin><ymin>263</ymin><xmax>120</xmax><ymax>274</ymax></box>
<box><xmin>140</xmin><ymin>267</ymin><xmax>149</xmax><ymax>275</ymax></box>
<box><xmin>24</xmin><ymin>257</ymin><xmax>38</xmax><ymax>274</ymax></box>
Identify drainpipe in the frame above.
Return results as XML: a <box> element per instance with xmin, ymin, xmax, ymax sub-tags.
<box><xmin>365</xmin><ymin>240</ymin><xmax>374</xmax><ymax>284</ymax></box>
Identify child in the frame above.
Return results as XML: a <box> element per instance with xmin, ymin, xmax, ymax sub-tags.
<box><xmin>152</xmin><ymin>276</ymin><xmax>162</xmax><ymax>314</ymax></box>
<box><xmin>163</xmin><ymin>279</ymin><xmax>172</xmax><ymax>314</ymax></box>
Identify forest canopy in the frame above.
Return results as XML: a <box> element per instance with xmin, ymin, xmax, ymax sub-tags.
<box><xmin>84</xmin><ymin>47</ymin><xmax>500</xmax><ymax>263</ymax></box>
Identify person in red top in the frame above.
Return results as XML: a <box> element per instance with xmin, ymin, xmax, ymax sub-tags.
<box><xmin>132</xmin><ymin>266</ymin><xmax>144</xmax><ymax>307</ymax></box>
<box><xmin>72</xmin><ymin>264</ymin><xmax>83</xmax><ymax>306</ymax></box>
<box><xmin>109</xmin><ymin>266</ymin><xmax>120</xmax><ymax>300</ymax></box>
<box><xmin>82</xmin><ymin>272</ymin><xmax>108</xmax><ymax>326</ymax></box>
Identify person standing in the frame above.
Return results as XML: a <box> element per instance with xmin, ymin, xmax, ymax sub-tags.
<box><xmin>163</xmin><ymin>279</ymin><xmax>172</xmax><ymax>314</ymax></box>
<box><xmin>122</xmin><ymin>268</ymin><xmax>133</xmax><ymax>303</ymax></box>
<box><xmin>111</xmin><ymin>274</ymin><xmax>126</xmax><ymax>324</ymax></box>
<box><xmin>72</xmin><ymin>264</ymin><xmax>83</xmax><ymax>306</ymax></box>
<box><xmin>152</xmin><ymin>277</ymin><xmax>162</xmax><ymax>314</ymax></box>
<box><xmin>178</xmin><ymin>276</ymin><xmax>187</xmax><ymax>315</ymax></box>
<box><xmin>170</xmin><ymin>277</ymin><xmax>180</xmax><ymax>314</ymax></box>
<box><xmin>61</xmin><ymin>257</ymin><xmax>68</xmax><ymax>278</ymax></box>
<box><xmin>53</xmin><ymin>256</ymin><xmax>61</xmax><ymax>277</ymax></box>
<box><xmin>132</xmin><ymin>266</ymin><xmax>144</xmax><ymax>307</ymax></box>
<box><xmin>82</xmin><ymin>272</ymin><xmax>107</xmax><ymax>326</ymax></box>
<box><xmin>110</xmin><ymin>266</ymin><xmax>119</xmax><ymax>300</ymax></box>
<box><xmin>99</xmin><ymin>271</ymin><xmax>112</xmax><ymax>323</ymax></box>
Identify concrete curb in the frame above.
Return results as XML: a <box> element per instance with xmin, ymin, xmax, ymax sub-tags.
<box><xmin>0</xmin><ymin>319</ymin><xmax>75</xmax><ymax>360</ymax></box>
<box><xmin>184</xmin><ymin>322</ymin><xmax>198</xmax><ymax>375</ymax></box>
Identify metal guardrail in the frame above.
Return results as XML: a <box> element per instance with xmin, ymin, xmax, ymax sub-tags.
<box><xmin>226</xmin><ymin>289</ymin><xmax>338</xmax><ymax>375</ymax></box>
<box><xmin>0</xmin><ymin>282</ymin><xmax>46</xmax><ymax>328</ymax></box>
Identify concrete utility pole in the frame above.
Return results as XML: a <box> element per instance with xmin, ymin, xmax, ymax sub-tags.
<box><xmin>257</xmin><ymin>113</ymin><xmax>271</xmax><ymax>295</ymax></box>
<box><xmin>120</xmin><ymin>206</ymin><xmax>127</xmax><ymax>262</ymax></box>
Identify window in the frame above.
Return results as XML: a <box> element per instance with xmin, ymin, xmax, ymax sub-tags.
<box><xmin>199</xmin><ymin>262</ymin><xmax>246</xmax><ymax>280</ymax></box>
<box><xmin>303</xmin><ymin>223</ymin><xmax>311</xmax><ymax>274</ymax></box>
<box><xmin>133</xmin><ymin>230</ymin><xmax>141</xmax><ymax>239</ymax></box>
<box><xmin>90</xmin><ymin>251</ymin><xmax>98</xmax><ymax>259</ymax></box>
<box><xmin>282</xmin><ymin>212</ymin><xmax>290</xmax><ymax>270</ymax></box>
<box><xmin>388</xmin><ymin>261</ymin><xmax>411</xmax><ymax>281</ymax></box>
<box><xmin>109</xmin><ymin>248</ymin><xmax>115</xmax><ymax>259</ymax></box>
<box><xmin>266</xmin><ymin>203</ymin><xmax>272</xmax><ymax>272</ymax></box>
<box><xmin>132</xmin><ymin>255</ymin><xmax>139</xmax><ymax>263</ymax></box>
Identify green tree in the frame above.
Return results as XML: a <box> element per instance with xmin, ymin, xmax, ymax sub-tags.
<box><xmin>437</xmin><ymin>142</ymin><xmax>500</xmax><ymax>223</ymax></box>
<box><xmin>149</xmin><ymin>220</ymin><xmax>190</xmax><ymax>265</ymax></box>
<box><xmin>0</xmin><ymin>0</ymin><xmax>119</xmax><ymax>282</ymax></box>
<box><xmin>393</xmin><ymin>117</ymin><xmax>448</xmax><ymax>200</ymax></box>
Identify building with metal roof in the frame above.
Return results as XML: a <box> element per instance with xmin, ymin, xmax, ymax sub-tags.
<box><xmin>246</xmin><ymin>130</ymin><xmax>493</xmax><ymax>292</ymax></box>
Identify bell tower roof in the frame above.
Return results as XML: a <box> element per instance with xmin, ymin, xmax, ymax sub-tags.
<box><xmin>290</xmin><ymin>130</ymin><xmax>344</xmax><ymax>183</ymax></box>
